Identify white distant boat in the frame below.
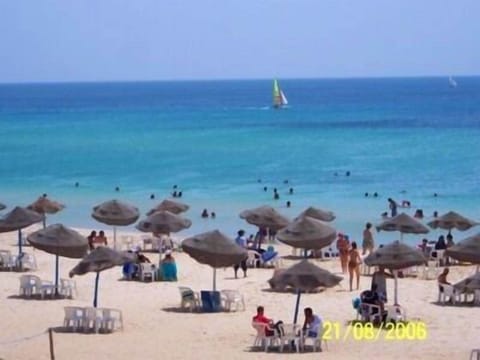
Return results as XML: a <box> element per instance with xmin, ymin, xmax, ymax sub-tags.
<box><xmin>273</xmin><ymin>79</ymin><xmax>288</xmax><ymax>109</ymax></box>
<box><xmin>449</xmin><ymin>76</ymin><xmax>458</xmax><ymax>88</ymax></box>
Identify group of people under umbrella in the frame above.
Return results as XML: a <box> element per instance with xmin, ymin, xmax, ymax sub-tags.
<box><xmin>1</xmin><ymin>197</ymin><xmax>479</xmax><ymax>323</ymax></box>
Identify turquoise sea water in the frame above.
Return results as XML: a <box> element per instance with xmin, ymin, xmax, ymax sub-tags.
<box><xmin>0</xmin><ymin>77</ymin><xmax>479</xmax><ymax>243</ymax></box>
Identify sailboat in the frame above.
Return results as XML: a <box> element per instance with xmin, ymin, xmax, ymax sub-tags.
<box><xmin>273</xmin><ymin>79</ymin><xmax>288</xmax><ymax>109</ymax></box>
<box><xmin>448</xmin><ymin>76</ymin><xmax>458</xmax><ymax>88</ymax></box>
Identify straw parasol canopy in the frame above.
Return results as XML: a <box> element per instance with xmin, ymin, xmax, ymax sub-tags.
<box><xmin>427</xmin><ymin>211</ymin><xmax>478</xmax><ymax>232</ymax></box>
<box><xmin>69</xmin><ymin>247</ymin><xmax>136</xmax><ymax>307</ymax></box>
<box><xmin>239</xmin><ymin>205</ymin><xmax>290</xmax><ymax>231</ymax></box>
<box><xmin>147</xmin><ymin>199</ymin><xmax>189</xmax><ymax>215</ymax></box>
<box><xmin>0</xmin><ymin>206</ymin><xmax>43</xmax><ymax>268</ymax></box>
<box><xmin>27</xmin><ymin>224</ymin><xmax>88</xmax><ymax>258</ymax></box>
<box><xmin>92</xmin><ymin>199</ymin><xmax>140</xmax><ymax>249</ymax></box>
<box><xmin>268</xmin><ymin>260</ymin><xmax>342</xmax><ymax>324</ymax></box>
<box><xmin>28</xmin><ymin>196</ymin><xmax>64</xmax><ymax>215</ymax></box>
<box><xmin>27</xmin><ymin>196</ymin><xmax>65</xmax><ymax>224</ymax></box>
<box><xmin>27</xmin><ymin>224</ymin><xmax>88</xmax><ymax>293</ymax></box>
<box><xmin>376</xmin><ymin>213</ymin><xmax>429</xmax><ymax>240</ymax></box>
<box><xmin>364</xmin><ymin>241</ymin><xmax>426</xmax><ymax>304</ymax></box>
<box><xmin>454</xmin><ymin>272</ymin><xmax>480</xmax><ymax>292</ymax></box>
<box><xmin>182</xmin><ymin>230</ymin><xmax>247</xmax><ymax>290</ymax></box>
<box><xmin>0</xmin><ymin>202</ymin><xmax>6</xmax><ymax>211</ymax></box>
<box><xmin>0</xmin><ymin>206</ymin><xmax>43</xmax><ymax>233</ymax></box>
<box><xmin>296</xmin><ymin>206</ymin><xmax>336</xmax><ymax>222</ymax></box>
<box><xmin>276</xmin><ymin>216</ymin><xmax>336</xmax><ymax>250</ymax></box>
<box><xmin>136</xmin><ymin>210</ymin><xmax>192</xmax><ymax>234</ymax></box>
<box><xmin>268</xmin><ymin>260</ymin><xmax>342</xmax><ymax>291</ymax></box>
<box><xmin>445</xmin><ymin>234</ymin><xmax>480</xmax><ymax>264</ymax></box>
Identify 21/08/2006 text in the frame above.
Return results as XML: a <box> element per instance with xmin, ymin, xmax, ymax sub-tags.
<box><xmin>322</xmin><ymin>321</ymin><xmax>428</xmax><ymax>342</ymax></box>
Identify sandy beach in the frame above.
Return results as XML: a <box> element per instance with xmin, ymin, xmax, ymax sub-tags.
<box><xmin>0</xmin><ymin>226</ymin><xmax>478</xmax><ymax>360</ymax></box>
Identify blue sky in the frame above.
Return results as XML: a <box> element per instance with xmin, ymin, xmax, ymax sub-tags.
<box><xmin>1</xmin><ymin>0</ymin><xmax>479</xmax><ymax>82</ymax></box>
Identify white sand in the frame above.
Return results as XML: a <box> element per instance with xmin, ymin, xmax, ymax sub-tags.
<box><xmin>1</xmin><ymin>226</ymin><xmax>479</xmax><ymax>360</ymax></box>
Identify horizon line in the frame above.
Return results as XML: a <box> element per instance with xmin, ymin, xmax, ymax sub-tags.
<box><xmin>0</xmin><ymin>74</ymin><xmax>478</xmax><ymax>86</ymax></box>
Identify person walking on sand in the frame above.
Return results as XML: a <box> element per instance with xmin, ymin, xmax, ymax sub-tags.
<box><xmin>362</xmin><ymin>222</ymin><xmax>375</xmax><ymax>255</ymax></box>
<box><xmin>233</xmin><ymin>230</ymin><xmax>248</xmax><ymax>278</ymax></box>
<box><xmin>336</xmin><ymin>233</ymin><xmax>349</xmax><ymax>274</ymax></box>
<box><xmin>348</xmin><ymin>242</ymin><xmax>362</xmax><ymax>291</ymax></box>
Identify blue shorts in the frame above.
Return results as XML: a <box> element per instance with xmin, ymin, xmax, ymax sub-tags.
<box><xmin>307</xmin><ymin>330</ymin><xmax>318</xmax><ymax>338</ymax></box>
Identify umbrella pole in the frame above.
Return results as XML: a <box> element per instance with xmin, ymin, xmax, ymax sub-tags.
<box><xmin>55</xmin><ymin>255</ymin><xmax>59</xmax><ymax>296</ymax></box>
<box><xmin>400</xmin><ymin>232</ymin><xmax>403</xmax><ymax>242</ymax></box>
<box><xmin>113</xmin><ymin>226</ymin><xmax>117</xmax><ymax>250</ymax></box>
<box><xmin>42</xmin><ymin>214</ymin><xmax>46</xmax><ymax>229</ymax></box>
<box><xmin>394</xmin><ymin>271</ymin><xmax>399</xmax><ymax>305</ymax></box>
<box><xmin>93</xmin><ymin>272</ymin><xmax>100</xmax><ymax>308</ymax></box>
<box><xmin>293</xmin><ymin>291</ymin><xmax>302</xmax><ymax>324</ymax></box>
<box><xmin>292</xmin><ymin>249</ymin><xmax>308</xmax><ymax>324</ymax></box>
<box><xmin>213</xmin><ymin>268</ymin><xmax>216</xmax><ymax>291</ymax></box>
<box><xmin>18</xmin><ymin>229</ymin><xmax>23</xmax><ymax>270</ymax></box>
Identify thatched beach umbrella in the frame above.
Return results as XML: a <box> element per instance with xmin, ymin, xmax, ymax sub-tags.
<box><xmin>92</xmin><ymin>199</ymin><xmax>140</xmax><ymax>250</ymax></box>
<box><xmin>147</xmin><ymin>199</ymin><xmax>189</xmax><ymax>216</ymax></box>
<box><xmin>69</xmin><ymin>247</ymin><xmax>136</xmax><ymax>307</ymax></box>
<box><xmin>427</xmin><ymin>211</ymin><xmax>478</xmax><ymax>233</ymax></box>
<box><xmin>136</xmin><ymin>210</ymin><xmax>192</xmax><ymax>234</ymax></box>
<box><xmin>277</xmin><ymin>216</ymin><xmax>336</xmax><ymax>250</ymax></box>
<box><xmin>454</xmin><ymin>272</ymin><xmax>480</xmax><ymax>293</ymax></box>
<box><xmin>27</xmin><ymin>196</ymin><xmax>65</xmax><ymax>228</ymax></box>
<box><xmin>376</xmin><ymin>213</ymin><xmax>429</xmax><ymax>241</ymax></box>
<box><xmin>445</xmin><ymin>234</ymin><xmax>480</xmax><ymax>265</ymax></box>
<box><xmin>276</xmin><ymin>216</ymin><xmax>337</xmax><ymax>323</ymax></box>
<box><xmin>364</xmin><ymin>241</ymin><xmax>426</xmax><ymax>304</ymax></box>
<box><xmin>27</xmin><ymin>224</ymin><xmax>88</xmax><ymax>294</ymax></box>
<box><xmin>0</xmin><ymin>206</ymin><xmax>43</xmax><ymax>269</ymax></box>
<box><xmin>268</xmin><ymin>260</ymin><xmax>342</xmax><ymax>323</ymax></box>
<box><xmin>239</xmin><ymin>205</ymin><xmax>290</xmax><ymax>231</ymax></box>
<box><xmin>182</xmin><ymin>230</ymin><xmax>247</xmax><ymax>291</ymax></box>
<box><xmin>296</xmin><ymin>206</ymin><xmax>336</xmax><ymax>222</ymax></box>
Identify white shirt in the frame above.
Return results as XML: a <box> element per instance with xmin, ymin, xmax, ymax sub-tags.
<box><xmin>308</xmin><ymin>314</ymin><xmax>322</xmax><ymax>333</ymax></box>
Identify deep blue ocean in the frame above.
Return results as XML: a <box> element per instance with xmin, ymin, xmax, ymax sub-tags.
<box><xmin>0</xmin><ymin>77</ymin><xmax>479</xmax><ymax>244</ymax></box>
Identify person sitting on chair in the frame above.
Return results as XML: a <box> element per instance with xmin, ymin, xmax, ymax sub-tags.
<box><xmin>302</xmin><ymin>307</ymin><xmax>322</xmax><ymax>340</ymax></box>
<box><xmin>252</xmin><ymin>306</ymin><xmax>283</xmax><ymax>336</ymax></box>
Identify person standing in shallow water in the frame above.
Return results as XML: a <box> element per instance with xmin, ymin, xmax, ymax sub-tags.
<box><xmin>362</xmin><ymin>222</ymin><xmax>374</xmax><ymax>255</ymax></box>
<box><xmin>388</xmin><ymin>198</ymin><xmax>397</xmax><ymax>217</ymax></box>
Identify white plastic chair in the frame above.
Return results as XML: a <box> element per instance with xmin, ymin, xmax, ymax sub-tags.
<box><xmin>278</xmin><ymin>323</ymin><xmax>301</xmax><ymax>353</ymax></box>
<box><xmin>220</xmin><ymin>289</ymin><xmax>245</xmax><ymax>312</ymax></box>
<box><xmin>386</xmin><ymin>305</ymin><xmax>407</xmax><ymax>322</ymax></box>
<box><xmin>473</xmin><ymin>290</ymin><xmax>480</xmax><ymax>306</ymax></box>
<box><xmin>301</xmin><ymin>325</ymin><xmax>328</xmax><ymax>352</ymax></box>
<box><xmin>63</xmin><ymin>306</ymin><xmax>85</xmax><ymax>332</ymax></box>
<box><xmin>438</xmin><ymin>284</ymin><xmax>461</xmax><ymax>305</ymax></box>
<box><xmin>0</xmin><ymin>251</ymin><xmax>15</xmax><ymax>270</ymax></box>
<box><xmin>83</xmin><ymin>307</ymin><xmax>103</xmax><ymax>333</ymax></box>
<box><xmin>471</xmin><ymin>349</ymin><xmax>480</xmax><ymax>360</ymax></box>
<box><xmin>101</xmin><ymin>308</ymin><xmax>124</xmax><ymax>332</ymax></box>
<box><xmin>19</xmin><ymin>275</ymin><xmax>37</xmax><ymax>297</ymax></box>
<box><xmin>179</xmin><ymin>286</ymin><xmax>201</xmax><ymax>311</ymax></box>
<box><xmin>421</xmin><ymin>262</ymin><xmax>439</xmax><ymax>280</ymax></box>
<box><xmin>140</xmin><ymin>263</ymin><xmax>156</xmax><ymax>282</ymax></box>
<box><xmin>252</xmin><ymin>322</ymin><xmax>280</xmax><ymax>352</ymax></box>
<box><xmin>246</xmin><ymin>250</ymin><xmax>258</xmax><ymax>268</ymax></box>
<box><xmin>22</xmin><ymin>253</ymin><xmax>37</xmax><ymax>270</ymax></box>
<box><xmin>60</xmin><ymin>278</ymin><xmax>77</xmax><ymax>298</ymax></box>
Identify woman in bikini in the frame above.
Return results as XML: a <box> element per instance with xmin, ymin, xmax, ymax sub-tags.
<box><xmin>348</xmin><ymin>242</ymin><xmax>362</xmax><ymax>291</ymax></box>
